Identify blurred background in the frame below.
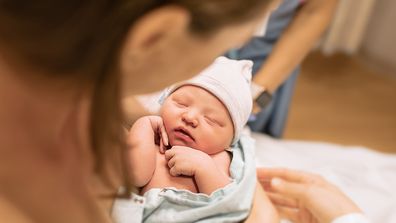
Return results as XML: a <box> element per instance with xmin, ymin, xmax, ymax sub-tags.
<box><xmin>284</xmin><ymin>0</ymin><xmax>396</xmax><ymax>153</ymax></box>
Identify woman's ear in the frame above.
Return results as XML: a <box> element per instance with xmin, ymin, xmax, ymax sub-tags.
<box><xmin>126</xmin><ymin>5</ymin><xmax>191</xmax><ymax>53</ymax></box>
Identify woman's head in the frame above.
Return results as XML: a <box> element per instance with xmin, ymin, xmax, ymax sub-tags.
<box><xmin>120</xmin><ymin>1</ymin><xmax>274</xmax><ymax>95</ymax></box>
<box><xmin>0</xmin><ymin>0</ymin><xmax>273</xmax><ymax>93</ymax></box>
<box><xmin>0</xmin><ymin>0</ymin><xmax>273</xmax><ymax>183</ymax></box>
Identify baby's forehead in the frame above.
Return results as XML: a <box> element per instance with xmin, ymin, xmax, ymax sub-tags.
<box><xmin>170</xmin><ymin>85</ymin><xmax>216</xmax><ymax>100</ymax></box>
<box><xmin>168</xmin><ymin>85</ymin><xmax>232</xmax><ymax>115</ymax></box>
<box><xmin>173</xmin><ymin>85</ymin><xmax>230</xmax><ymax>110</ymax></box>
<box><xmin>171</xmin><ymin>84</ymin><xmax>203</xmax><ymax>94</ymax></box>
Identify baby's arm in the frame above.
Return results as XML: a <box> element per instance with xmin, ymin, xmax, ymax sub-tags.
<box><xmin>195</xmin><ymin>151</ymin><xmax>231</xmax><ymax>194</ymax></box>
<box><xmin>165</xmin><ymin>147</ymin><xmax>231</xmax><ymax>195</ymax></box>
<box><xmin>126</xmin><ymin>115</ymin><xmax>168</xmax><ymax>187</ymax></box>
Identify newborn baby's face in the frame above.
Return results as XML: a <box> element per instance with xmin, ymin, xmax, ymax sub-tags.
<box><xmin>160</xmin><ymin>85</ymin><xmax>234</xmax><ymax>155</ymax></box>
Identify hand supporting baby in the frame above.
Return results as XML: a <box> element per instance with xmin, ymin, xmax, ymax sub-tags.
<box><xmin>257</xmin><ymin>168</ymin><xmax>363</xmax><ymax>223</ymax></box>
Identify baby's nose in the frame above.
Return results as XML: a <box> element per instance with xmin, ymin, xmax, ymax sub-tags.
<box><xmin>182</xmin><ymin>111</ymin><xmax>198</xmax><ymax>127</ymax></box>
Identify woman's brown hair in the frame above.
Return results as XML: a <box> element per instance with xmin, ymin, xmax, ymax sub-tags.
<box><xmin>0</xmin><ymin>0</ymin><xmax>272</xmax><ymax>194</ymax></box>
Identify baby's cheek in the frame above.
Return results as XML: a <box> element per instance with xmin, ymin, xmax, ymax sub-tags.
<box><xmin>199</xmin><ymin>142</ymin><xmax>226</xmax><ymax>155</ymax></box>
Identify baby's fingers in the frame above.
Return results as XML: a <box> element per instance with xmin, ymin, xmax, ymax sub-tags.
<box><xmin>159</xmin><ymin>125</ymin><xmax>169</xmax><ymax>153</ymax></box>
<box><xmin>159</xmin><ymin>140</ymin><xmax>165</xmax><ymax>153</ymax></box>
<box><xmin>169</xmin><ymin>166</ymin><xmax>180</xmax><ymax>177</ymax></box>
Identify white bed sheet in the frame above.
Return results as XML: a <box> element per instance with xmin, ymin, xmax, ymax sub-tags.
<box><xmin>252</xmin><ymin>132</ymin><xmax>396</xmax><ymax>223</ymax></box>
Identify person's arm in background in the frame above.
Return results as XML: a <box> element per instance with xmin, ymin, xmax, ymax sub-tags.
<box><xmin>253</xmin><ymin>0</ymin><xmax>339</xmax><ymax>93</ymax></box>
<box><xmin>257</xmin><ymin>168</ymin><xmax>370</xmax><ymax>223</ymax></box>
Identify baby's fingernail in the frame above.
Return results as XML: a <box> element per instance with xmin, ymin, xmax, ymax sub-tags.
<box><xmin>271</xmin><ymin>178</ymin><xmax>282</xmax><ymax>186</ymax></box>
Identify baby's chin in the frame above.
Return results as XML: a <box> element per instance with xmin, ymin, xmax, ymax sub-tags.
<box><xmin>168</xmin><ymin>141</ymin><xmax>223</xmax><ymax>156</ymax></box>
<box><xmin>169</xmin><ymin>139</ymin><xmax>201</xmax><ymax>151</ymax></box>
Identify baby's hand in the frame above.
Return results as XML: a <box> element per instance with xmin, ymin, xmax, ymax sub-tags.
<box><xmin>165</xmin><ymin>146</ymin><xmax>214</xmax><ymax>177</ymax></box>
<box><xmin>147</xmin><ymin>116</ymin><xmax>169</xmax><ymax>153</ymax></box>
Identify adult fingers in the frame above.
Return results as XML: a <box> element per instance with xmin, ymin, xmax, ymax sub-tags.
<box><xmin>259</xmin><ymin>178</ymin><xmax>272</xmax><ymax>191</ymax></box>
<box><xmin>257</xmin><ymin>168</ymin><xmax>318</xmax><ymax>184</ymax></box>
<box><xmin>275</xmin><ymin>206</ymin><xmax>318</xmax><ymax>223</ymax></box>
<box><xmin>266</xmin><ymin>191</ymin><xmax>299</xmax><ymax>208</ymax></box>
<box><xmin>270</xmin><ymin>178</ymin><xmax>309</xmax><ymax>201</ymax></box>
<box><xmin>275</xmin><ymin>206</ymin><xmax>300</xmax><ymax>223</ymax></box>
<box><xmin>300</xmin><ymin>207</ymin><xmax>318</xmax><ymax>223</ymax></box>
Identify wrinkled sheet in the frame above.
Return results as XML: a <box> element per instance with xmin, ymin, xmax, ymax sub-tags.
<box><xmin>252</xmin><ymin>132</ymin><xmax>396</xmax><ymax>223</ymax></box>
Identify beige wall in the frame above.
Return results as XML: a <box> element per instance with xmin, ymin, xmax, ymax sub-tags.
<box><xmin>320</xmin><ymin>0</ymin><xmax>376</xmax><ymax>55</ymax></box>
<box><xmin>361</xmin><ymin>0</ymin><xmax>396</xmax><ymax>73</ymax></box>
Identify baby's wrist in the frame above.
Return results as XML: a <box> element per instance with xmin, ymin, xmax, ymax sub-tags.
<box><xmin>194</xmin><ymin>159</ymin><xmax>216</xmax><ymax>178</ymax></box>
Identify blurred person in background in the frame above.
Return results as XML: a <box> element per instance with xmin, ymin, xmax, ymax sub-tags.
<box><xmin>228</xmin><ymin>0</ymin><xmax>339</xmax><ymax>138</ymax></box>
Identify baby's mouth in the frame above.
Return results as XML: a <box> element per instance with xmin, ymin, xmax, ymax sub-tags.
<box><xmin>174</xmin><ymin>127</ymin><xmax>195</xmax><ymax>142</ymax></box>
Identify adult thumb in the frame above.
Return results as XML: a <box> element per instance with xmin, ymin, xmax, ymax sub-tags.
<box><xmin>271</xmin><ymin>178</ymin><xmax>308</xmax><ymax>200</ymax></box>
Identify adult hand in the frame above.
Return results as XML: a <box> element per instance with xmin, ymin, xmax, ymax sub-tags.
<box><xmin>244</xmin><ymin>183</ymin><xmax>280</xmax><ymax>223</ymax></box>
<box><xmin>257</xmin><ymin>168</ymin><xmax>362</xmax><ymax>223</ymax></box>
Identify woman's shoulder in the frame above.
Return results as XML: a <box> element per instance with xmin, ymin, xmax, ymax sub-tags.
<box><xmin>0</xmin><ymin>197</ymin><xmax>32</xmax><ymax>223</ymax></box>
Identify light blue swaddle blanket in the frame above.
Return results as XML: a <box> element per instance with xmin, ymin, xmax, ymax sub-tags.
<box><xmin>112</xmin><ymin>134</ymin><xmax>256</xmax><ymax>223</ymax></box>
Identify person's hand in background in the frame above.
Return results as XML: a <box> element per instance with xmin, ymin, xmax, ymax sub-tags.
<box><xmin>257</xmin><ymin>168</ymin><xmax>362</xmax><ymax>223</ymax></box>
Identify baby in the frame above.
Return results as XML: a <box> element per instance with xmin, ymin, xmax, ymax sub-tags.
<box><xmin>121</xmin><ymin>57</ymin><xmax>255</xmax><ymax>222</ymax></box>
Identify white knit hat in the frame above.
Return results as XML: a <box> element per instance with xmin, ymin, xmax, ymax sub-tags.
<box><xmin>159</xmin><ymin>56</ymin><xmax>253</xmax><ymax>145</ymax></box>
